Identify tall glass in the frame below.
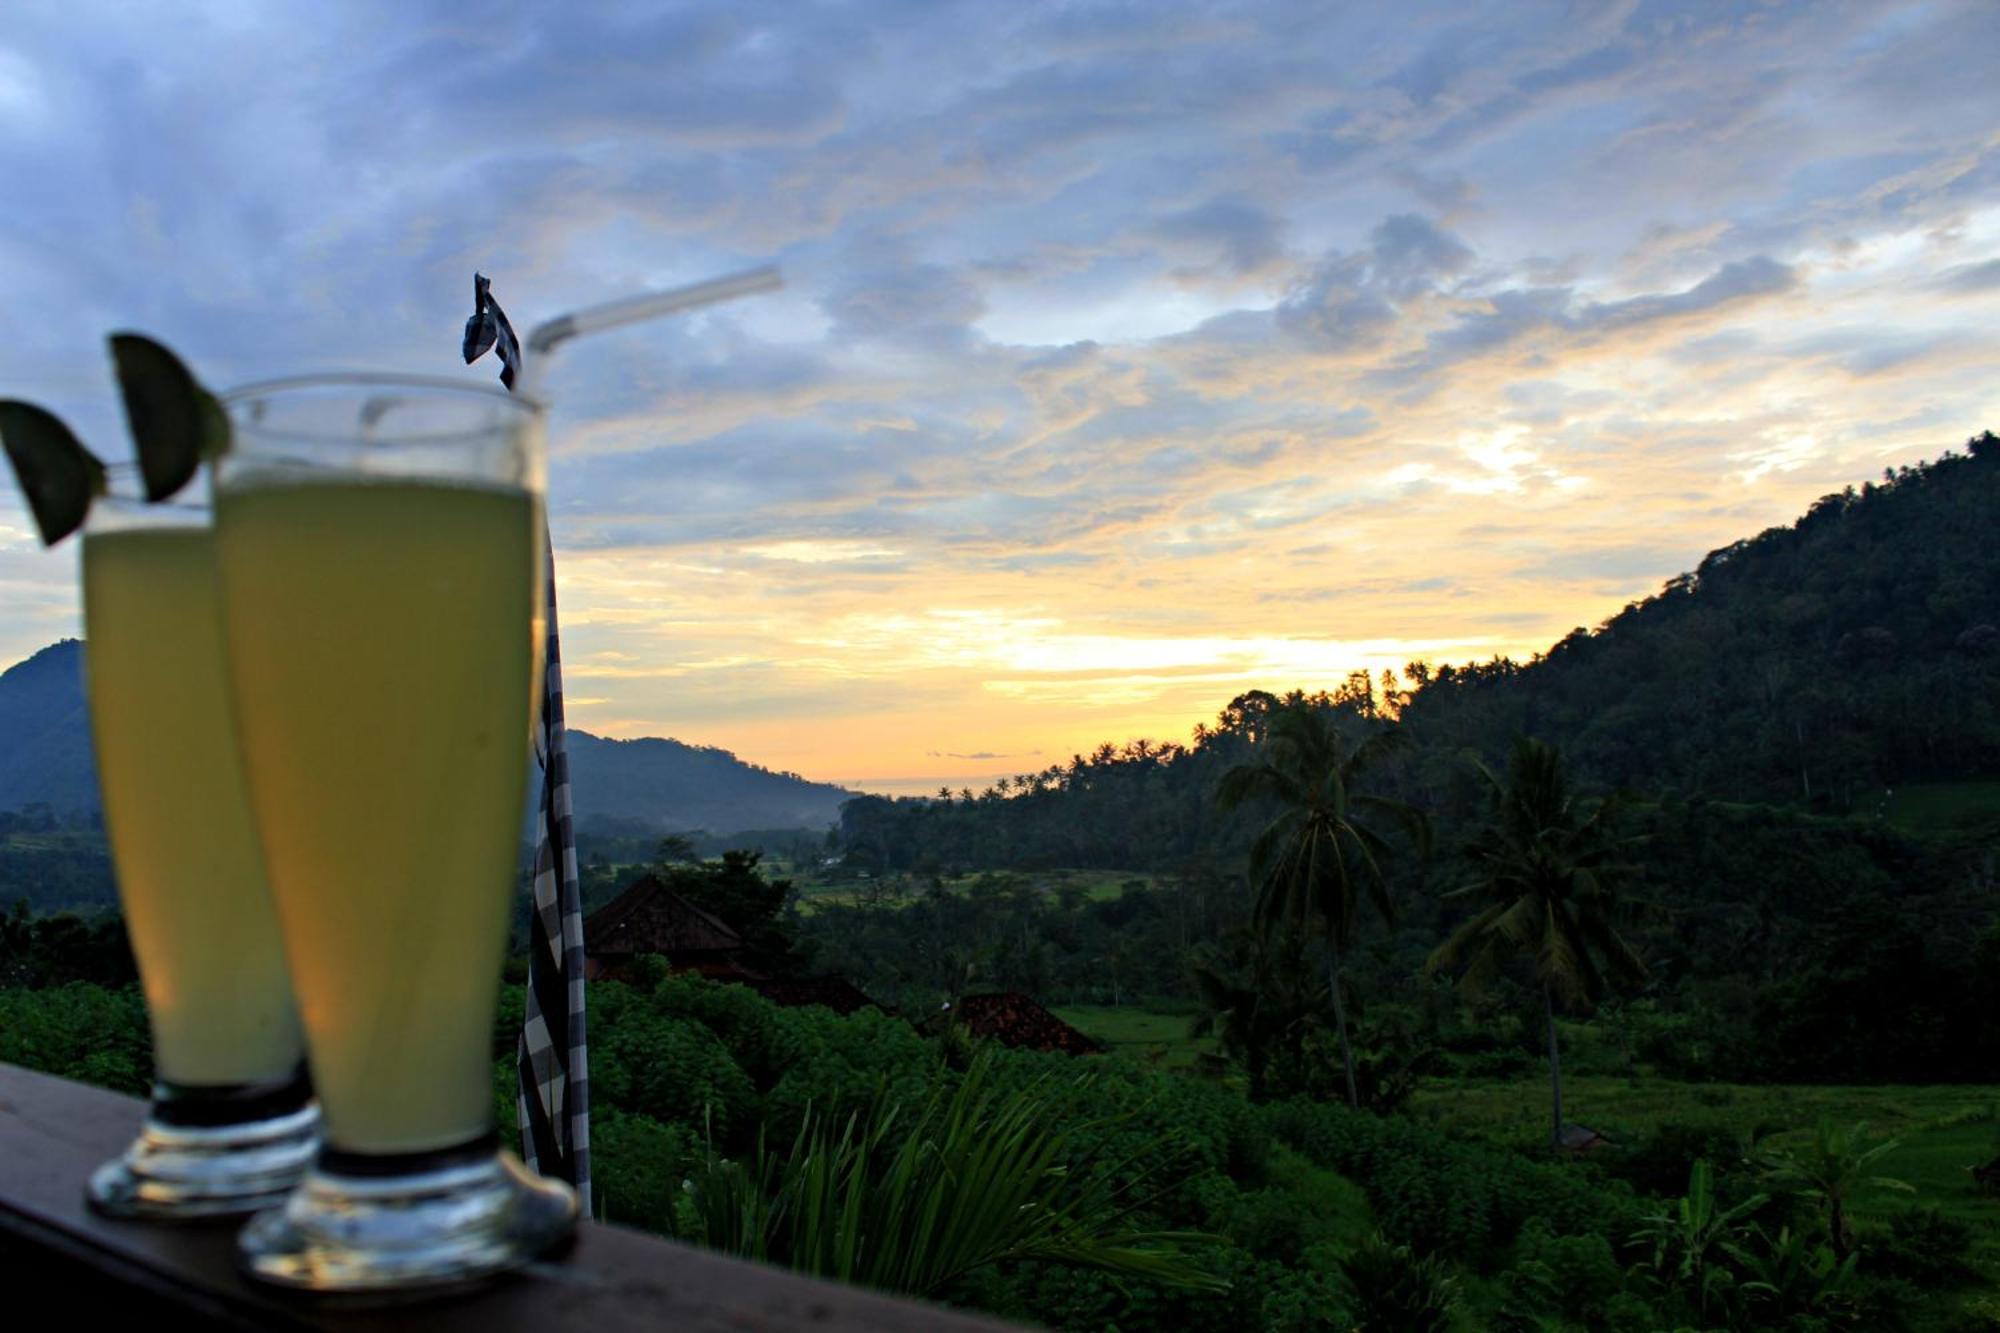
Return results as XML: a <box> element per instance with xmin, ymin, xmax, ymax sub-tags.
<box><xmin>213</xmin><ymin>375</ymin><xmax>575</xmax><ymax>1291</ymax></box>
<box><xmin>80</xmin><ymin>468</ymin><xmax>319</xmax><ymax>1218</ymax></box>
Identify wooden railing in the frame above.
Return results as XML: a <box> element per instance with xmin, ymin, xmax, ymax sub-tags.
<box><xmin>0</xmin><ymin>1061</ymin><xmax>1023</xmax><ymax>1331</ymax></box>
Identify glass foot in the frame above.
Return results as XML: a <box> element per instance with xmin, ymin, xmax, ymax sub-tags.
<box><xmin>238</xmin><ymin>1138</ymin><xmax>578</xmax><ymax>1293</ymax></box>
<box><xmin>88</xmin><ymin>1071</ymin><xmax>321</xmax><ymax>1221</ymax></box>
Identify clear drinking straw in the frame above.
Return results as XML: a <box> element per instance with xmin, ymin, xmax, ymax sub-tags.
<box><xmin>516</xmin><ymin>264</ymin><xmax>782</xmax><ymax>396</ymax></box>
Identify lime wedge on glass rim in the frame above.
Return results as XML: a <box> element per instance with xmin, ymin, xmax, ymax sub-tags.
<box><xmin>0</xmin><ymin>401</ymin><xmax>107</xmax><ymax>546</ymax></box>
<box><xmin>110</xmin><ymin>332</ymin><xmax>232</xmax><ymax>503</ymax></box>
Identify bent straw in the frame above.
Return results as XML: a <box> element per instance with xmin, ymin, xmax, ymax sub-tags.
<box><xmin>524</xmin><ymin>263</ymin><xmax>782</xmax><ymax>369</ymax></box>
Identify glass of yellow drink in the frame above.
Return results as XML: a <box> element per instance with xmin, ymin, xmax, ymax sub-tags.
<box><xmin>81</xmin><ymin>467</ymin><xmax>319</xmax><ymax>1219</ymax></box>
<box><xmin>214</xmin><ymin>375</ymin><xmax>574</xmax><ymax>1291</ymax></box>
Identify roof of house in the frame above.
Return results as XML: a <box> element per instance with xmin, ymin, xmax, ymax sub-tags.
<box><xmin>583</xmin><ymin>874</ymin><xmax>744</xmax><ymax>958</ymax></box>
<box><xmin>1558</xmin><ymin>1123</ymin><xmax>1614</xmax><ymax>1151</ymax></box>
<box><xmin>951</xmin><ymin>991</ymin><xmax>1102</xmax><ymax>1056</ymax></box>
<box><xmin>742</xmin><ymin>976</ymin><xmax>881</xmax><ymax>1016</ymax></box>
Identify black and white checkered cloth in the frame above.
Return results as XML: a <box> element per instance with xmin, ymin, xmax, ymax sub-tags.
<box><xmin>465</xmin><ymin>273</ymin><xmax>591</xmax><ymax>1207</ymax></box>
<box><xmin>517</xmin><ymin>538</ymin><xmax>591</xmax><ymax>1209</ymax></box>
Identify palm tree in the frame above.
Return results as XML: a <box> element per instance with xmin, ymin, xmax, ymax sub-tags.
<box><xmin>1217</xmin><ymin>701</ymin><xmax>1428</xmax><ymax>1108</ymax></box>
<box><xmin>1427</xmin><ymin>737</ymin><xmax>1647</xmax><ymax>1152</ymax></box>
<box><xmin>1187</xmin><ymin>936</ymin><xmax>1322</xmax><ymax>1102</ymax></box>
<box><xmin>1756</xmin><ymin>1119</ymin><xmax>1913</xmax><ymax>1259</ymax></box>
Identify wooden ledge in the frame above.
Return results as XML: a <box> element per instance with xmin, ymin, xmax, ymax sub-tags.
<box><xmin>0</xmin><ymin>1061</ymin><xmax>1024</xmax><ymax>1331</ymax></box>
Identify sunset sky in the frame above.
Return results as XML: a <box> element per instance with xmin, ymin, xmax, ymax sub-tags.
<box><xmin>4</xmin><ymin>2</ymin><xmax>1999</xmax><ymax>794</ymax></box>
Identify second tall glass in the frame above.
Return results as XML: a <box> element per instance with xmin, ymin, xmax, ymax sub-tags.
<box><xmin>213</xmin><ymin>374</ymin><xmax>575</xmax><ymax>1291</ymax></box>
<box><xmin>82</xmin><ymin>467</ymin><xmax>317</xmax><ymax>1218</ymax></box>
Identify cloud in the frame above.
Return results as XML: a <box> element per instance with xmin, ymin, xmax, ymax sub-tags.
<box><xmin>1936</xmin><ymin>258</ymin><xmax>2000</xmax><ymax>294</ymax></box>
<box><xmin>1403</xmin><ymin>255</ymin><xmax>1798</xmax><ymax>382</ymax></box>
<box><xmin>1278</xmin><ymin>214</ymin><xmax>1473</xmax><ymax>350</ymax></box>
<box><xmin>1153</xmin><ymin>194</ymin><xmax>1289</xmax><ymax>278</ymax></box>
<box><xmin>818</xmin><ymin>243</ymin><xmax>988</xmax><ymax>347</ymax></box>
<box><xmin>3</xmin><ymin>0</ymin><xmax>1997</xmax><ymax>787</ymax></box>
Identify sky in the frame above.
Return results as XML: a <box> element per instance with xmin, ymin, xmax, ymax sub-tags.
<box><xmin>3</xmin><ymin>1</ymin><xmax>1998</xmax><ymax>796</ymax></box>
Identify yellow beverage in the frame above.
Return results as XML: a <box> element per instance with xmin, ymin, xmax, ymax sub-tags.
<box><xmin>215</xmin><ymin>480</ymin><xmax>541</xmax><ymax>1154</ymax></box>
<box><xmin>82</xmin><ymin>527</ymin><xmax>304</xmax><ymax>1087</ymax></box>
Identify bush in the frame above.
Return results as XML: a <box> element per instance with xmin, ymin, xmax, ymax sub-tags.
<box><xmin>1000</xmin><ymin>1246</ymin><xmax>1350</xmax><ymax>1333</ymax></box>
<box><xmin>590</xmin><ymin>1007</ymin><xmax>755</xmax><ymax>1139</ymax></box>
<box><xmin>1604</xmin><ymin>1119</ymin><xmax>1747</xmax><ymax>1197</ymax></box>
<box><xmin>643</xmin><ymin>974</ymin><xmax>812</xmax><ymax>1090</ymax></box>
<box><xmin>1865</xmin><ymin>1206</ymin><xmax>1975</xmax><ymax>1285</ymax></box>
<box><xmin>1511</xmin><ymin>1220</ymin><xmax>1622</xmax><ymax>1319</ymax></box>
<box><xmin>763</xmin><ymin>1005</ymin><xmax>938</xmax><ymax>1137</ymax></box>
<box><xmin>591</xmin><ymin>1107</ymin><xmax>701</xmax><ymax>1234</ymax></box>
<box><xmin>1338</xmin><ymin>1237</ymin><xmax>1457</xmax><ymax>1333</ymax></box>
<box><xmin>1263</xmin><ymin>1098</ymin><xmax>1639</xmax><ymax>1265</ymax></box>
<box><xmin>1217</xmin><ymin>1149</ymin><xmax>1372</xmax><ymax>1266</ymax></box>
<box><xmin>0</xmin><ymin>982</ymin><xmax>151</xmax><ymax>1094</ymax></box>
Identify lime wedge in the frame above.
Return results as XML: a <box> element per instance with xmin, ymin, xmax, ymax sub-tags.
<box><xmin>110</xmin><ymin>333</ymin><xmax>230</xmax><ymax>502</ymax></box>
<box><xmin>0</xmin><ymin>401</ymin><xmax>107</xmax><ymax>545</ymax></box>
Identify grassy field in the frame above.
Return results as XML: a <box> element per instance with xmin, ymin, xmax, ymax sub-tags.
<box><xmin>1053</xmin><ymin>1003</ymin><xmax>1213</xmax><ymax>1070</ymax></box>
<box><xmin>1064</xmin><ymin>1001</ymin><xmax>2000</xmax><ymax>1290</ymax></box>
<box><xmin>1880</xmin><ymin>779</ymin><xmax>2000</xmax><ymax>836</ymax></box>
<box><xmin>790</xmin><ymin>868</ymin><xmax>1157</xmax><ymax>913</ymax></box>
<box><xmin>1417</xmin><ymin>1075</ymin><xmax>2000</xmax><ymax>1290</ymax></box>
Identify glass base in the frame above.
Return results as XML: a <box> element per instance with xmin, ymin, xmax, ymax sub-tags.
<box><xmin>88</xmin><ymin>1071</ymin><xmax>321</xmax><ymax>1221</ymax></box>
<box><xmin>238</xmin><ymin>1137</ymin><xmax>578</xmax><ymax>1293</ymax></box>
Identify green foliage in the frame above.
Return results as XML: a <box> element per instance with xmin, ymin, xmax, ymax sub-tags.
<box><xmin>1757</xmin><ymin>1119</ymin><xmax>1915</xmax><ymax>1258</ymax></box>
<box><xmin>1627</xmin><ymin>1159</ymin><xmax>1769</xmax><ymax>1325</ymax></box>
<box><xmin>1337</xmin><ymin>1236</ymin><xmax>1458</xmax><ymax>1333</ymax></box>
<box><xmin>588</xmin><ymin>986</ymin><xmax>756</xmax><ymax>1138</ymax></box>
<box><xmin>1216</xmin><ymin>1148</ymin><xmax>1373</xmax><ymax>1266</ymax></box>
<box><xmin>763</xmin><ymin>1005</ymin><xmax>940</xmax><ymax>1139</ymax></box>
<box><xmin>0</xmin><ymin>901</ymin><xmax>135</xmax><ymax>987</ymax></box>
<box><xmin>678</xmin><ymin>1051</ymin><xmax>1225</xmax><ymax>1299</ymax></box>
<box><xmin>645</xmin><ymin>849</ymin><xmax>803</xmax><ymax>974</ymax></box>
<box><xmin>1429</xmin><ymin>737</ymin><xmax>1647</xmax><ymax>1153</ymax></box>
<box><xmin>0</xmin><ymin>982</ymin><xmax>151</xmax><ymax>1094</ymax></box>
<box><xmin>1263</xmin><ymin>1098</ymin><xmax>1637</xmax><ymax>1264</ymax></box>
<box><xmin>1607</xmin><ymin>1119</ymin><xmax>1749</xmax><ymax>1198</ymax></box>
<box><xmin>1215</xmin><ymin>701</ymin><xmax>1428</xmax><ymax>1110</ymax></box>
<box><xmin>1737</xmin><ymin>1224</ymin><xmax>1861</xmax><ymax>1328</ymax></box>
<box><xmin>590</xmin><ymin>1108</ymin><xmax>702</xmax><ymax>1233</ymax></box>
<box><xmin>641</xmin><ymin>972</ymin><xmax>812</xmax><ymax>1089</ymax></box>
<box><xmin>1399</xmin><ymin>436</ymin><xmax>2000</xmax><ymax>804</ymax></box>
<box><xmin>1511</xmin><ymin>1220</ymin><xmax>1625</xmax><ymax>1319</ymax></box>
<box><xmin>1866</xmin><ymin>1206</ymin><xmax>1976</xmax><ymax>1285</ymax></box>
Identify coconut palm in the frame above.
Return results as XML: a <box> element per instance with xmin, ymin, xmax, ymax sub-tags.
<box><xmin>1187</xmin><ymin>935</ymin><xmax>1322</xmax><ymax>1102</ymax></box>
<box><xmin>1756</xmin><ymin>1119</ymin><xmax>1913</xmax><ymax>1259</ymax></box>
<box><xmin>1427</xmin><ymin>737</ymin><xmax>1647</xmax><ymax>1152</ymax></box>
<box><xmin>1217</xmin><ymin>700</ymin><xmax>1429</xmax><ymax>1108</ymax></box>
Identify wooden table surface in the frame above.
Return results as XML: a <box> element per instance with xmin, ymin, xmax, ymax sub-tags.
<box><xmin>0</xmin><ymin>1060</ymin><xmax>1025</xmax><ymax>1331</ymax></box>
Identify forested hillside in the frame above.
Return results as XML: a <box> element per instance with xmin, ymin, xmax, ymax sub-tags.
<box><xmin>1400</xmin><ymin>431</ymin><xmax>2000</xmax><ymax>806</ymax></box>
<box><xmin>840</xmin><ymin>434</ymin><xmax>2000</xmax><ymax>870</ymax></box>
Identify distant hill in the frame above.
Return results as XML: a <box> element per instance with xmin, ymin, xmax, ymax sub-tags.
<box><xmin>0</xmin><ymin>639</ymin><xmax>852</xmax><ymax>835</ymax></box>
<box><xmin>841</xmin><ymin>432</ymin><xmax>2000</xmax><ymax>872</ymax></box>
<box><xmin>0</xmin><ymin>641</ymin><xmax>96</xmax><ymax>817</ymax></box>
<box><xmin>562</xmin><ymin>732</ymin><xmax>853</xmax><ymax>836</ymax></box>
<box><xmin>1398</xmin><ymin>431</ymin><xmax>2000</xmax><ymax>806</ymax></box>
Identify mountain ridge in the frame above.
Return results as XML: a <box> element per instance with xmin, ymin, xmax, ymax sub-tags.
<box><xmin>0</xmin><ymin>640</ymin><xmax>853</xmax><ymax>834</ymax></box>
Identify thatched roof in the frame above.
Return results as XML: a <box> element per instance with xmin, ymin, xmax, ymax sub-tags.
<box><xmin>1558</xmin><ymin>1123</ymin><xmax>1614</xmax><ymax>1152</ymax></box>
<box><xmin>583</xmin><ymin>874</ymin><xmax>744</xmax><ymax>958</ymax></box>
<box><xmin>951</xmin><ymin>992</ymin><xmax>1102</xmax><ymax>1056</ymax></box>
<box><xmin>743</xmin><ymin>976</ymin><xmax>880</xmax><ymax>1016</ymax></box>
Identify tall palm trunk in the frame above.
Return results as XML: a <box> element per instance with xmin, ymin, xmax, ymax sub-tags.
<box><xmin>1326</xmin><ymin>947</ymin><xmax>1359</xmax><ymax>1109</ymax></box>
<box><xmin>1544</xmin><ymin>984</ymin><xmax>1563</xmax><ymax>1154</ymax></box>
